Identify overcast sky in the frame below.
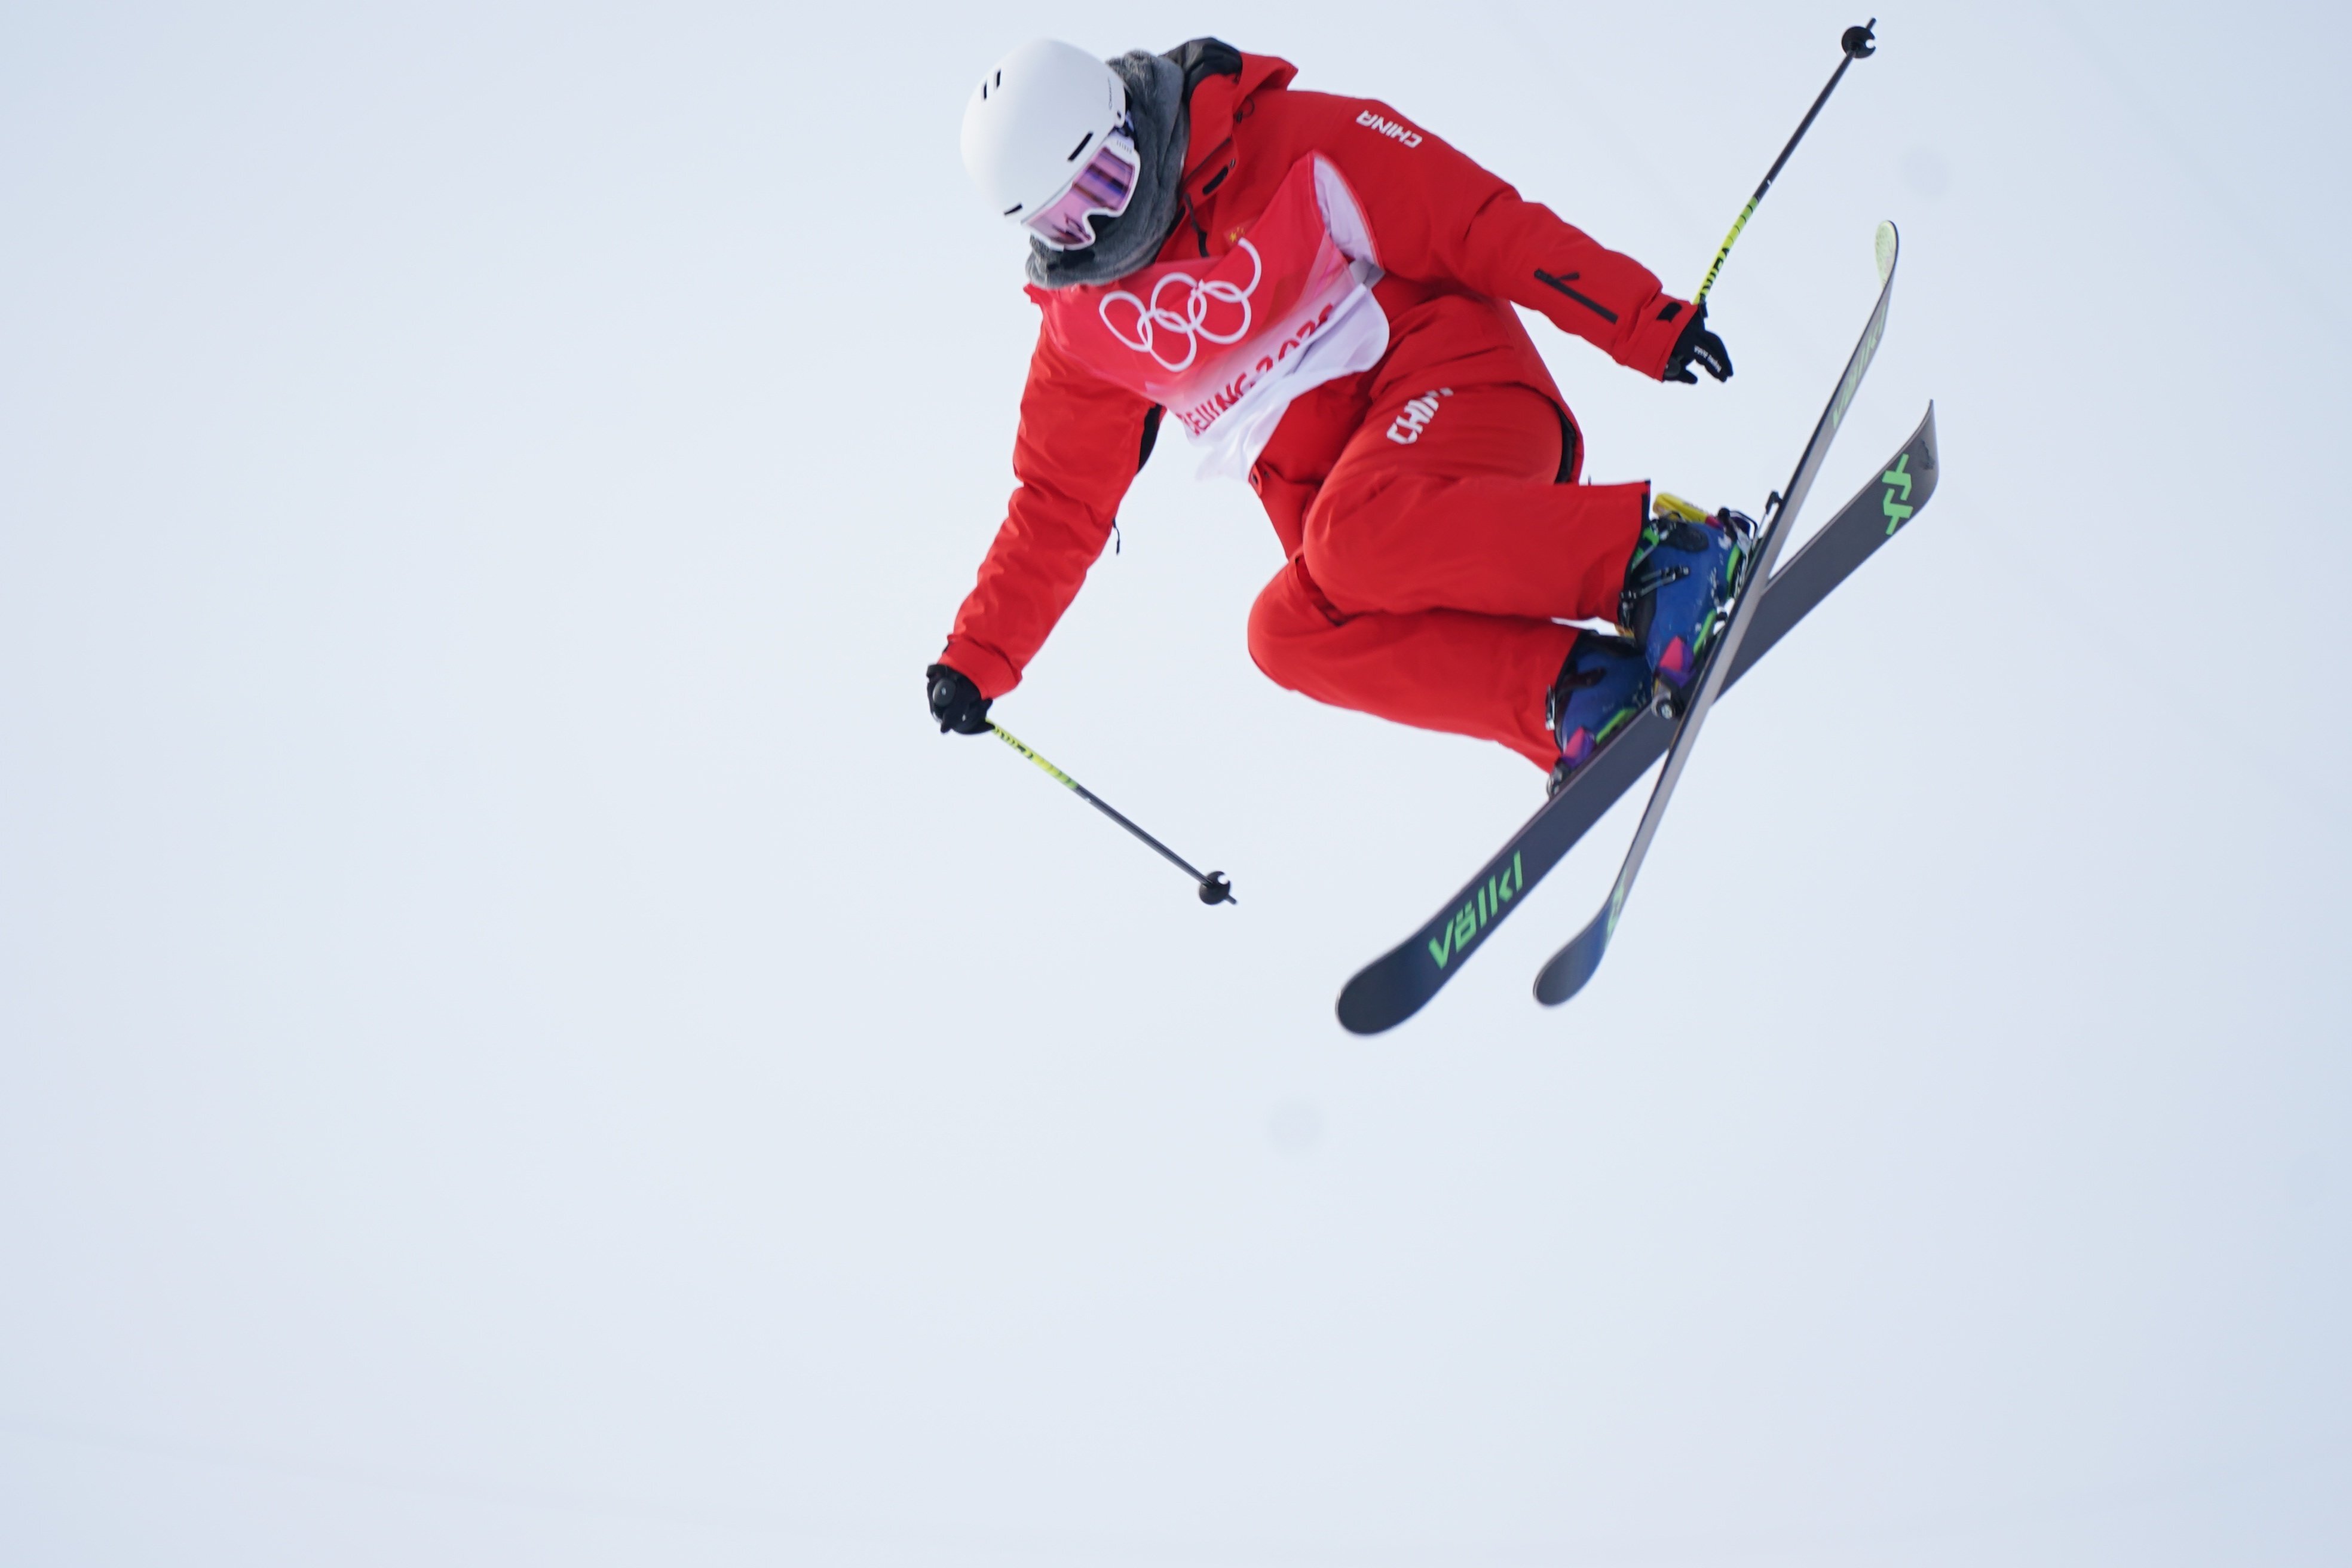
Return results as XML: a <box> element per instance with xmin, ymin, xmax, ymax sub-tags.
<box><xmin>4</xmin><ymin>2</ymin><xmax>2347</xmax><ymax>1564</ymax></box>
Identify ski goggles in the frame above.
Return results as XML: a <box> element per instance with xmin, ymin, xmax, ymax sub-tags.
<box><xmin>1021</xmin><ymin>127</ymin><xmax>1140</xmax><ymax>250</ymax></box>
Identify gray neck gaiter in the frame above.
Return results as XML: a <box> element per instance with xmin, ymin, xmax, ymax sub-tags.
<box><xmin>1025</xmin><ymin>50</ymin><xmax>1189</xmax><ymax>291</ymax></box>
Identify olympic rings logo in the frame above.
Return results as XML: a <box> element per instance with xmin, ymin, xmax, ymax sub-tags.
<box><xmin>1098</xmin><ymin>240</ymin><xmax>1263</xmax><ymax>373</ymax></box>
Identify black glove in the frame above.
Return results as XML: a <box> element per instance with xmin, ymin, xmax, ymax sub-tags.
<box><xmin>926</xmin><ymin>663</ymin><xmax>993</xmax><ymax>734</ymax></box>
<box><xmin>1664</xmin><ymin>303</ymin><xmax>1733</xmax><ymax>384</ymax></box>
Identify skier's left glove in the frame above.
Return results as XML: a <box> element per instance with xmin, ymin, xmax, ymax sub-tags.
<box><xmin>927</xmin><ymin>663</ymin><xmax>993</xmax><ymax>735</ymax></box>
<box><xmin>1664</xmin><ymin>304</ymin><xmax>1733</xmax><ymax>384</ymax></box>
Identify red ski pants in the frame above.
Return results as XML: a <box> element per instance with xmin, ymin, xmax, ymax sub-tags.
<box><xmin>1246</xmin><ymin>382</ymin><xmax>1647</xmax><ymax>769</ymax></box>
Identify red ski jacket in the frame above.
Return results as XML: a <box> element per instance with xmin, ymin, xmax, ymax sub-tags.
<box><xmin>941</xmin><ymin>50</ymin><xmax>1693</xmax><ymax>699</ymax></box>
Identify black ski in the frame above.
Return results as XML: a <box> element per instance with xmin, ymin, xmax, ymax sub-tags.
<box><xmin>1336</xmin><ymin>244</ymin><xmax>1931</xmax><ymax>1034</ymax></box>
<box><xmin>1334</xmin><ymin>406</ymin><xmax>1936</xmax><ymax>1033</ymax></box>
<box><xmin>1532</xmin><ymin>222</ymin><xmax>1901</xmax><ymax>1006</ymax></box>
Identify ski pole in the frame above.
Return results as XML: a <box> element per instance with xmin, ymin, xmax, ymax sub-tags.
<box><xmin>1693</xmin><ymin>20</ymin><xmax>1879</xmax><ymax>305</ymax></box>
<box><xmin>989</xmin><ymin>724</ymin><xmax>1236</xmax><ymax>906</ymax></box>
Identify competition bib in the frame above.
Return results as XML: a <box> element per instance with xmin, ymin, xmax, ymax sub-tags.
<box><xmin>1031</xmin><ymin>155</ymin><xmax>1388</xmax><ymax>479</ymax></box>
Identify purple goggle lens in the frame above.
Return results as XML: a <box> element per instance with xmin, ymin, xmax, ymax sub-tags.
<box><xmin>1023</xmin><ymin>134</ymin><xmax>1140</xmax><ymax>250</ymax></box>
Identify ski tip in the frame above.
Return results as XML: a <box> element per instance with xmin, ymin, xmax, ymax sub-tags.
<box><xmin>1875</xmin><ymin>220</ymin><xmax>1898</xmax><ymax>283</ymax></box>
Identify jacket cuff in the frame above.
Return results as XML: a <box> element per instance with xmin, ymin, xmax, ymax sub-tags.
<box><xmin>1629</xmin><ymin>293</ymin><xmax>1695</xmax><ymax>380</ymax></box>
<box><xmin>938</xmin><ymin>638</ymin><xmax>1021</xmax><ymax>701</ymax></box>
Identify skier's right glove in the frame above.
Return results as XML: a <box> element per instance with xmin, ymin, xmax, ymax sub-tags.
<box><xmin>927</xmin><ymin>663</ymin><xmax>993</xmax><ymax>735</ymax></box>
<box><xmin>1664</xmin><ymin>303</ymin><xmax>1733</xmax><ymax>384</ymax></box>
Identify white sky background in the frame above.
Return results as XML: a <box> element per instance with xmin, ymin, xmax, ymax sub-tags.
<box><xmin>2</xmin><ymin>1</ymin><xmax>2347</xmax><ymax>1563</ymax></box>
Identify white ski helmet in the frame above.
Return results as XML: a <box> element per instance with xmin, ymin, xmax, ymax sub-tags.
<box><xmin>961</xmin><ymin>39</ymin><xmax>1141</xmax><ymax>250</ymax></box>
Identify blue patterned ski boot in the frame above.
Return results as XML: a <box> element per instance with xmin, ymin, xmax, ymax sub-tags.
<box><xmin>1545</xmin><ymin>634</ymin><xmax>1652</xmax><ymax>797</ymax></box>
<box><xmin>1621</xmin><ymin>492</ymin><xmax>1756</xmax><ymax>690</ymax></box>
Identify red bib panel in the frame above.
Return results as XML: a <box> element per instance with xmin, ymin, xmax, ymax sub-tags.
<box><xmin>1029</xmin><ymin>157</ymin><xmax>1388</xmax><ymax>478</ymax></box>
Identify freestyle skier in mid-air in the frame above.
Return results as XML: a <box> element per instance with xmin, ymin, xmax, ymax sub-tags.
<box><xmin>926</xmin><ymin>37</ymin><xmax>1744</xmax><ymax>792</ymax></box>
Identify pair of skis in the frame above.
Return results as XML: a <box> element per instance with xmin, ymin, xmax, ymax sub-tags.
<box><xmin>1337</xmin><ymin>223</ymin><xmax>1936</xmax><ymax>1034</ymax></box>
